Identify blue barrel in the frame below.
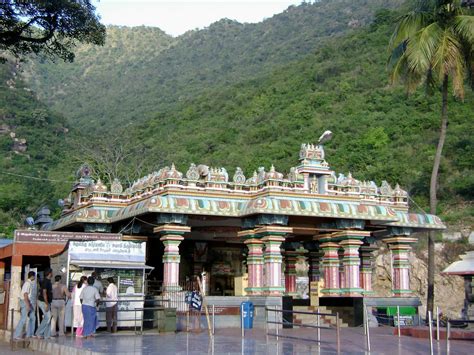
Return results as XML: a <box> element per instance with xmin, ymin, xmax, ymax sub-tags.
<box><xmin>241</xmin><ymin>301</ymin><xmax>254</xmax><ymax>329</ymax></box>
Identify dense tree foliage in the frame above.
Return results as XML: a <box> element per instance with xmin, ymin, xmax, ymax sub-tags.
<box><xmin>0</xmin><ymin>61</ymin><xmax>71</xmax><ymax>236</ymax></box>
<box><xmin>388</xmin><ymin>0</ymin><xmax>474</xmax><ymax>317</ymax></box>
<box><xmin>24</xmin><ymin>0</ymin><xmax>403</xmax><ymax>130</ymax></box>
<box><xmin>0</xmin><ymin>0</ymin><xmax>105</xmax><ymax>62</ymax></box>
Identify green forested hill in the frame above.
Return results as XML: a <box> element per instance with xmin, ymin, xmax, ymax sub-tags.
<box><xmin>125</xmin><ymin>9</ymin><xmax>473</xmax><ymax>219</ymax></box>
<box><xmin>0</xmin><ymin>61</ymin><xmax>71</xmax><ymax>236</ymax></box>
<box><xmin>0</xmin><ymin>1</ymin><xmax>472</xmax><ymax>237</ymax></box>
<box><xmin>24</xmin><ymin>0</ymin><xmax>403</xmax><ymax>130</ymax></box>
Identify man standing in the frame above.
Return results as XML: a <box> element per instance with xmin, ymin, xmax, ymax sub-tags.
<box><xmin>35</xmin><ymin>268</ymin><xmax>52</xmax><ymax>339</ymax></box>
<box><xmin>105</xmin><ymin>277</ymin><xmax>118</xmax><ymax>333</ymax></box>
<box><xmin>50</xmin><ymin>275</ymin><xmax>70</xmax><ymax>337</ymax></box>
<box><xmin>13</xmin><ymin>271</ymin><xmax>36</xmax><ymax>340</ymax></box>
<box><xmin>91</xmin><ymin>271</ymin><xmax>104</xmax><ymax>295</ymax></box>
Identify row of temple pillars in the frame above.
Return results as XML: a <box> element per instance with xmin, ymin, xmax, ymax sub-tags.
<box><xmin>154</xmin><ymin>223</ymin><xmax>417</xmax><ymax>297</ymax></box>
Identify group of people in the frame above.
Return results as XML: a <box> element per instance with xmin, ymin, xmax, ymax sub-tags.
<box><xmin>14</xmin><ymin>269</ymin><xmax>119</xmax><ymax>340</ymax></box>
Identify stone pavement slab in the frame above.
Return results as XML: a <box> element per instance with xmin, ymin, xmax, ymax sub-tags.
<box><xmin>24</xmin><ymin>327</ymin><xmax>472</xmax><ymax>354</ymax></box>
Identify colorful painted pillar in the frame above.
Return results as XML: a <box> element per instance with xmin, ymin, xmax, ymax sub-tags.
<box><xmin>154</xmin><ymin>224</ymin><xmax>191</xmax><ymax>291</ymax></box>
<box><xmin>359</xmin><ymin>245</ymin><xmax>377</xmax><ymax>295</ymax></box>
<box><xmin>239</xmin><ymin>229</ymin><xmax>264</xmax><ymax>295</ymax></box>
<box><xmin>320</xmin><ymin>242</ymin><xmax>341</xmax><ymax>296</ymax></box>
<box><xmin>337</xmin><ymin>231</ymin><xmax>369</xmax><ymax>296</ymax></box>
<box><xmin>256</xmin><ymin>226</ymin><xmax>292</xmax><ymax>296</ymax></box>
<box><xmin>284</xmin><ymin>250</ymin><xmax>298</xmax><ymax>295</ymax></box>
<box><xmin>308</xmin><ymin>250</ymin><xmax>323</xmax><ymax>282</ymax></box>
<box><xmin>384</xmin><ymin>236</ymin><xmax>417</xmax><ymax>296</ymax></box>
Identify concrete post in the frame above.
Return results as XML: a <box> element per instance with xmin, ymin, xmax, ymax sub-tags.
<box><xmin>9</xmin><ymin>255</ymin><xmax>22</xmax><ymax>330</ymax></box>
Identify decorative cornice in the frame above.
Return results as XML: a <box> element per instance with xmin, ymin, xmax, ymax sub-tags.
<box><xmin>153</xmin><ymin>224</ymin><xmax>191</xmax><ymax>235</ymax></box>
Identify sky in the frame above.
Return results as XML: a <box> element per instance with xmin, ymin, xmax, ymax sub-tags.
<box><xmin>94</xmin><ymin>0</ymin><xmax>303</xmax><ymax>36</ymax></box>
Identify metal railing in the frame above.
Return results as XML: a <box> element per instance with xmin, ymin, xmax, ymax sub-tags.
<box><xmin>264</xmin><ymin>307</ymin><xmax>340</xmax><ymax>352</ymax></box>
<box><xmin>70</xmin><ymin>297</ymin><xmax>171</xmax><ymax>337</ymax></box>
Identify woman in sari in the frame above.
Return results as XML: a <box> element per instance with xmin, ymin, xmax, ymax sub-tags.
<box><xmin>80</xmin><ymin>276</ymin><xmax>100</xmax><ymax>338</ymax></box>
<box><xmin>71</xmin><ymin>276</ymin><xmax>87</xmax><ymax>337</ymax></box>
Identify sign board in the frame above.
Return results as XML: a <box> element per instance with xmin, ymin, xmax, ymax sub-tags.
<box><xmin>190</xmin><ymin>292</ymin><xmax>202</xmax><ymax>311</ymax></box>
<box><xmin>15</xmin><ymin>230</ymin><xmax>121</xmax><ymax>244</ymax></box>
<box><xmin>394</xmin><ymin>315</ymin><xmax>414</xmax><ymax>326</ymax></box>
<box><xmin>69</xmin><ymin>241</ymin><xmax>146</xmax><ymax>263</ymax></box>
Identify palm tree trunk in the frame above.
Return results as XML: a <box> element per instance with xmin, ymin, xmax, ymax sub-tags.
<box><xmin>426</xmin><ymin>74</ymin><xmax>449</xmax><ymax>320</ymax></box>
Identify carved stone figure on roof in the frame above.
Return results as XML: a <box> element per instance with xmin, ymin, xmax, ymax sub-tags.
<box><xmin>167</xmin><ymin>163</ymin><xmax>183</xmax><ymax>179</ymax></box>
<box><xmin>111</xmin><ymin>178</ymin><xmax>123</xmax><ymax>194</ymax></box>
<box><xmin>299</xmin><ymin>143</ymin><xmax>324</xmax><ymax>161</ymax></box>
<box><xmin>233</xmin><ymin>167</ymin><xmax>246</xmax><ymax>184</ymax></box>
<box><xmin>93</xmin><ymin>178</ymin><xmax>108</xmax><ymax>193</ymax></box>
<box><xmin>186</xmin><ymin>163</ymin><xmax>200</xmax><ymax>180</ymax></box>
<box><xmin>287</xmin><ymin>167</ymin><xmax>298</xmax><ymax>182</ymax></box>
<box><xmin>380</xmin><ymin>180</ymin><xmax>393</xmax><ymax>196</ymax></box>
<box><xmin>76</xmin><ymin>163</ymin><xmax>94</xmax><ymax>185</ymax></box>
<box><xmin>310</xmin><ymin>176</ymin><xmax>318</xmax><ymax>193</ymax></box>
<box><xmin>246</xmin><ymin>171</ymin><xmax>258</xmax><ymax>185</ymax></box>
<box><xmin>263</xmin><ymin>165</ymin><xmax>282</xmax><ymax>180</ymax></box>
<box><xmin>337</xmin><ymin>173</ymin><xmax>345</xmax><ymax>184</ymax></box>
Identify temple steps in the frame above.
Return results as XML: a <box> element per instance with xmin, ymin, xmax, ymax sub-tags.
<box><xmin>293</xmin><ymin>306</ymin><xmax>349</xmax><ymax>328</ymax></box>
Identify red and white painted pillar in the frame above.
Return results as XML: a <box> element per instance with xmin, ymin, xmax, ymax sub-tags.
<box><xmin>256</xmin><ymin>226</ymin><xmax>292</xmax><ymax>296</ymax></box>
<box><xmin>339</xmin><ymin>238</ymin><xmax>364</xmax><ymax>296</ymax></box>
<box><xmin>154</xmin><ymin>224</ymin><xmax>190</xmax><ymax>292</ymax></box>
<box><xmin>384</xmin><ymin>236</ymin><xmax>417</xmax><ymax>297</ymax></box>
<box><xmin>320</xmin><ymin>242</ymin><xmax>341</xmax><ymax>296</ymax></box>
<box><xmin>284</xmin><ymin>251</ymin><xmax>298</xmax><ymax>295</ymax></box>
<box><xmin>241</xmin><ymin>232</ymin><xmax>264</xmax><ymax>295</ymax></box>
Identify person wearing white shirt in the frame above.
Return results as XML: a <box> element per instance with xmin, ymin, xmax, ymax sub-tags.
<box><xmin>14</xmin><ymin>271</ymin><xmax>36</xmax><ymax>340</ymax></box>
<box><xmin>105</xmin><ymin>277</ymin><xmax>118</xmax><ymax>333</ymax></box>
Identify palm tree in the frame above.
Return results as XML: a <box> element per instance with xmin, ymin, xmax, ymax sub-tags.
<box><xmin>388</xmin><ymin>0</ymin><xmax>473</xmax><ymax>319</ymax></box>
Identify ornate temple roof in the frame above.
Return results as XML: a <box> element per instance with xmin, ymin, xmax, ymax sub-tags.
<box><xmin>45</xmin><ymin>137</ymin><xmax>445</xmax><ymax>232</ymax></box>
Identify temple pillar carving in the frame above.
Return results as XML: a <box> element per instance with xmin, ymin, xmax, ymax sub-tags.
<box><xmin>359</xmin><ymin>245</ymin><xmax>377</xmax><ymax>295</ymax></box>
<box><xmin>339</xmin><ymin>239</ymin><xmax>364</xmax><ymax>296</ymax></box>
<box><xmin>154</xmin><ymin>224</ymin><xmax>190</xmax><ymax>291</ymax></box>
<box><xmin>384</xmin><ymin>236</ymin><xmax>417</xmax><ymax>297</ymax></box>
<box><xmin>239</xmin><ymin>229</ymin><xmax>264</xmax><ymax>295</ymax></box>
<box><xmin>284</xmin><ymin>250</ymin><xmax>298</xmax><ymax>295</ymax></box>
<box><xmin>256</xmin><ymin>226</ymin><xmax>292</xmax><ymax>296</ymax></box>
<box><xmin>320</xmin><ymin>242</ymin><xmax>341</xmax><ymax>296</ymax></box>
<box><xmin>308</xmin><ymin>250</ymin><xmax>323</xmax><ymax>282</ymax></box>
<box><xmin>337</xmin><ymin>231</ymin><xmax>369</xmax><ymax>296</ymax></box>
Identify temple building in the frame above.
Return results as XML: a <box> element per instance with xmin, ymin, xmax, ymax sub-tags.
<box><xmin>6</xmin><ymin>136</ymin><xmax>445</xmax><ymax>327</ymax></box>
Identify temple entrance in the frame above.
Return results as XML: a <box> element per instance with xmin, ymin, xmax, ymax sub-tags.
<box><xmin>179</xmin><ymin>240</ymin><xmax>245</xmax><ymax>296</ymax></box>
